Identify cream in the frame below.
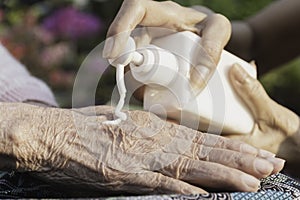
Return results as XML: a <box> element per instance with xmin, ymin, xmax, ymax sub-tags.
<box><xmin>103</xmin><ymin>64</ymin><xmax>127</xmax><ymax>125</ymax></box>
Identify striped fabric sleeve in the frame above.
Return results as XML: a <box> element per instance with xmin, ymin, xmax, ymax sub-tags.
<box><xmin>0</xmin><ymin>43</ymin><xmax>58</xmax><ymax>107</ymax></box>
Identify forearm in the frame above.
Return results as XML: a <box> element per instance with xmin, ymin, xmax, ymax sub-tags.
<box><xmin>0</xmin><ymin>102</ymin><xmax>72</xmax><ymax>172</ymax></box>
<box><xmin>0</xmin><ymin>102</ymin><xmax>26</xmax><ymax>170</ymax></box>
<box><xmin>227</xmin><ymin>0</ymin><xmax>300</xmax><ymax>74</ymax></box>
<box><xmin>0</xmin><ymin>105</ymin><xmax>17</xmax><ymax>170</ymax></box>
<box><xmin>0</xmin><ymin>102</ymin><xmax>104</xmax><ymax>188</ymax></box>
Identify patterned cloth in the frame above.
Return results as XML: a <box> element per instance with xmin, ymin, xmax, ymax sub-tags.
<box><xmin>0</xmin><ymin>171</ymin><xmax>300</xmax><ymax>199</ymax></box>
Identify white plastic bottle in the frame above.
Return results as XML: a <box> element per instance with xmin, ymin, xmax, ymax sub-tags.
<box><xmin>110</xmin><ymin>31</ymin><xmax>256</xmax><ymax>134</ymax></box>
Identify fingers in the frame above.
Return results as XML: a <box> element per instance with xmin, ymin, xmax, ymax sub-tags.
<box><xmin>188</xmin><ymin>144</ymin><xmax>284</xmax><ymax>178</ymax></box>
<box><xmin>103</xmin><ymin>0</ymin><xmax>143</xmax><ymax>58</ymax></box>
<box><xmin>127</xmin><ymin>171</ymin><xmax>206</xmax><ymax>194</ymax></box>
<box><xmin>228</xmin><ymin>64</ymin><xmax>274</xmax><ymax>119</ymax></box>
<box><xmin>200</xmin><ymin>14</ymin><xmax>232</xmax><ymax>64</ymax></box>
<box><xmin>249</xmin><ymin>60</ymin><xmax>257</xmax><ymax>71</ymax></box>
<box><xmin>191</xmin><ymin>14</ymin><xmax>231</xmax><ymax>91</ymax></box>
<box><xmin>161</xmin><ymin>157</ymin><xmax>260</xmax><ymax>192</ymax></box>
<box><xmin>184</xmin><ymin>126</ymin><xmax>275</xmax><ymax>158</ymax></box>
<box><xmin>229</xmin><ymin>63</ymin><xmax>300</xmax><ymax>137</ymax></box>
<box><xmin>189</xmin><ymin>131</ymin><xmax>284</xmax><ymax>175</ymax></box>
<box><xmin>103</xmin><ymin>0</ymin><xmax>206</xmax><ymax>58</ymax></box>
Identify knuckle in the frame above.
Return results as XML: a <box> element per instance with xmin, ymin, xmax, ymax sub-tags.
<box><xmin>221</xmin><ymin>168</ymin><xmax>246</xmax><ymax>189</ymax></box>
<box><xmin>232</xmin><ymin>153</ymin><xmax>244</xmax><ymax>168</ymax></box>
<box><xmin>209</xmin><ymin>13</ymin><xmax>231</xmax><ymax>40</ymax></box>
<box><xmin>162</xmin><ymin>157</ymin><xmax>189</xmax><ymax>180</ymax></box>
<box><xmin>213</xmin><ymin>13</ymin><xmax>230</xmax><ymax>25</ymax></box>
<box><xmin>108</xmin><ymin>22</ymin><xmax>125</xmax><ymax>36</ymax></box>
<box><xmin>162</xmin><ymin>1</ymin><xmax>180</xmax><ymax>9</ymax></box>
<box><xmin>210</xmin><ymin>13</ymin><xmax>231</xmax><ymax>31</ymax></box>
<box><xmin>202</xmin><ymin>40</ymin><xmax>222</xmax><ymax>64</ymax></box>
<box><xmin>193</xmin><ymin>133</ymin><xmax>206</xmax><ymax>144</ymax></box>
<box><xmin>246</xmin><ymin>79</ymin><xmax>262</xmax><ymax>96</ymax></box>
<box><xmin>153</xmin><ymin>173</ymin><xmax>165</xmax><ymax>188</ymax></box>
<box><xmin>215</xmin><ymin>136</ymin><xmax>226</xmax><ymax>148</ymax></box>
<box><xmin>197</xmin><ymin>145</ymin><xmax>211</xmax><ymax>161</ymax></box>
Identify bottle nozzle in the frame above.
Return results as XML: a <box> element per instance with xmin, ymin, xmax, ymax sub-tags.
<box><xmin>132</xmin><ymin>51</ymin><xmax>144</xmax><ymax>66</ymax></box>
<box><xmin>108</xmin><ymin>37</ymin><xmax>144</xmax><ymax>67</ymax></box>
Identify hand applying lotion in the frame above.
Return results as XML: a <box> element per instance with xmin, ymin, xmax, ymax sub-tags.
<box><xmin>105</xmin><ymin>31</ymin><xmax>256</xmax><ymax>134</ymax></box>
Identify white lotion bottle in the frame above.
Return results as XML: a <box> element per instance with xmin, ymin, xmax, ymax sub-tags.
<box><xmin>111</xmin><ymin>31</ymin><xmax>257</xmax><ymax>134</ymax></box>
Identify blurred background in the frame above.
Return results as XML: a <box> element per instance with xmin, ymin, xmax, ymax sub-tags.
<box><xmin>0</xmin><ymin>0</ymin><xmax>299</xmax><ymax>115</ymax></box>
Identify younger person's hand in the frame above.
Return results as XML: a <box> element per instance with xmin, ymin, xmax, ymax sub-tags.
<box><xmin>103</xmin><ymin>0</ymin><xmax>231</xmax><ymax>91</ymax></box>
<box><xmin>228</xmin><ymin>63</ymin><xmax>300</xmax><ymax>155</ymax></box>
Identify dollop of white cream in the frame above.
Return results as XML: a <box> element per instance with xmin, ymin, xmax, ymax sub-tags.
<box><xmin>103</xmin><ymin>64</ymin><xmax>127</xmax><ymax>125</ymax></box>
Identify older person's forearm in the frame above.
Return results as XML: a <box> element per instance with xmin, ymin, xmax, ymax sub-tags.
<box><xmin>0</xmin><ymin>113</ymin><xmax>16</xmax><ymax>170</ymax></box>
<box><xmin>0</xmin><ymin>103</ymin><xmax>33</xmax><ymax>171</ymax></box>
<box><xmin>0</xmin><ymin>102</ymin><xmax>75</xmax><ymax>172</ymax></box>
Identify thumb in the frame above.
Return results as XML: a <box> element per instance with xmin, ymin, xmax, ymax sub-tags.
<box><xmin>229</xmin><ymin>63</ymin><xmax>273</xmax><ymax>119</ymax></box>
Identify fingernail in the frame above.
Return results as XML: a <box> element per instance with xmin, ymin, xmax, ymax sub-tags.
<box><xmin>254</xmin><ymin>159</ymin><xmax>273</xmax><ymax>176</ymax></box>
<box><xmin>258</xmin><ymin>149</ymin><xmax>276</xmax><ymax>158</ymax></box>
<box><xmin>240</xmin><ymin>144</ymin><xmax>259</xmax><ymax>155</ymax></box>
<box><xmin>103</xmin><ymin>36</ymin><xmax>114</xmax><ymax>58</ymax></box>
<box><xmin>197</xmin><ymin>65</ymin><xmax>211</xmax><ymax>79</ymax></box>
<box><xmin>231</xmin><ymin>63</ymin><xmax>247</xmax><ymax>84</ymax></box>
<box><xmin>183</xmin><ymin>186</ymin><xmax>207</xmax><ymax>194</ymax></box>
<box><xmin>242</xmin><ymin>174</ymin><xmax>260</xmax><ymax>191</ymax></box>
<box><xmin>266</xmin><ymin>157</ymin><xmax>286</xmax><ymax>173</ymax></box>
<box><xmin>250</xmin><ymin>60</ymin><xmax>256</xmax><ymax>66</ymax></box>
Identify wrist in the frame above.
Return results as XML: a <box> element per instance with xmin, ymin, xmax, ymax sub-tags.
<box><xmin>0</xmin><ymin>102</ymin><xmax>73</xmax><ymax>171</ymax></box>
<box><xmin>0</xmin><ymin>103</ymin><xmax>22</xmax><ymax>170</ymax></box>
<box><xmin>273</xmin><ymin>102</ymin><xmax>300</xmax><ymax>138</ymax></box>
<box><xmin>277</xmin><ymin>117</ymin><xmax>300</xmax><ymax>176</ymax></box>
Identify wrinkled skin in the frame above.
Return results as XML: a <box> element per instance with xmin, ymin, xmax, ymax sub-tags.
<box><xmin>0</xmin><ymin>102</ymin><xmax>284</xmax><ymax>195</ymax></box>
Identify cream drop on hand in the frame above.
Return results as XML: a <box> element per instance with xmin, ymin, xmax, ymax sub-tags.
<box><xmin>103</xmin><ymin>37</ymin><xmax>143</xmax><ymax>125</ymax></box>
<box><xmin>105</xmin><ymin>31</ymin><xmax>256</xmax><ymax>134</ymax></box>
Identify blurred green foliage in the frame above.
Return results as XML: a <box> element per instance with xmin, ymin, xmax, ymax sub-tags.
<box><xmin>172</xmin><ymin>0</ymin><xmax>274</xmax><ymax>19</ymax></box>
<box><xmin>260</xmin><ymin>59</ymin><xmax>300</xmax><ymax>114</ymax></box>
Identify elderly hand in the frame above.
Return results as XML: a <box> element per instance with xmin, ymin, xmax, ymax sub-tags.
<box><xmin>228</xmin><ymin>64</ymin><xmax>300</xmax><ymax>157</ymax></box>
<box><xmin>103</xmin><ymin>0</ymin><xmax>231</xmax><ymax>91</ymax></box>
<box><xmin>0</xmin><ymin>102</ymin><xmax>284</xmax><ymax>195</ymax></box>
